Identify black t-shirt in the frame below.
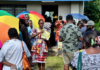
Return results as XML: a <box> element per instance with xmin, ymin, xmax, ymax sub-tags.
<box><xmin>86</xmin><ymin>28</ymin><xmax>100</xmax><ymax>36</ymax></box>
<box><xmin>21</xmin><ymin>28</ymin><xmax>32</xmax><ymax>50</ymax></box>
<box><xmin>94</xmin><ymin>29</ymin><xmax>100</xmax><ymax>36</ymax></box>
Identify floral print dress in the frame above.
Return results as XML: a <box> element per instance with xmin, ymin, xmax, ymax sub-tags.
<box><xmin>31</xmin><ymin>28</ymin><xmax>48</xmax><ymax>63</ymax></box>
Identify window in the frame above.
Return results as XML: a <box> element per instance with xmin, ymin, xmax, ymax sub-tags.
<box><xmin>0</xmin><ymin>5</ymin><xmax>13</xmax><ymax>15</ymax></box>
<box><xmin>0</xmin><ymin>5</ymin><xmax>26</xmax><ymax>16</ymax></box>
<box><xmin>15</xmin><ymin>5</ymin><xmax>26</xmax><ymax>16</ymax></box>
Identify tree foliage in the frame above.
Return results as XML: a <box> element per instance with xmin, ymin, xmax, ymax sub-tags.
<box><xmin>84</xmin><ymin>0</ymin><xmax>100</xmax><ymax>23</ymax></box>
<box><xmin>95</xmin><ymin>22</ymin><xmax>100</xmax><ymax>32</ymax></box>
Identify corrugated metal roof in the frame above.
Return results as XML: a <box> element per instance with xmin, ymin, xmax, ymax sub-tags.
<box><xmin>0</xmin><ymin>0</ymin><xmax>92</xmax><ymax>1</ymax></box>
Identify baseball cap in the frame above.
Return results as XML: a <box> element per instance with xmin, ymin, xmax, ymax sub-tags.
<box><xmin>19</xmin><ymin>14</ymin><xmax>29</xmax><ymax>20</ymax></box>
<box><xmin>85</xmin><ymin>20</ymin><xmax>95</xmax><ymax>26</ymax></box>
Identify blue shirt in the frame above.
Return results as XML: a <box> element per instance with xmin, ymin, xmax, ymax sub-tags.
<box><xmin>27</xmin><ymin>26</ymin><xmax>35</xmax><ymax>45</ymax></box>
<box><xmin>81</xmin><ymin>26</ymin><xmax>86</xmax><ymax>36</ymax></box>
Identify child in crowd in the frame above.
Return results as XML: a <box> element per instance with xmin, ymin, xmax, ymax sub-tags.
<box><xmin>58</xmin><ymin>21</ymin><xmax>65</xmax><ymax>57</ymax></box>
<box><xmin>27</xmin><ymin>20</ymin><xmax>35</xmax><ymax>45</ymax></box>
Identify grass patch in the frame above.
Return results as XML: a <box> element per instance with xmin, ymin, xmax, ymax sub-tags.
<box><xmin>33</xmin><ymin>56</ymin><xmax>64</xmax><ymax>70</ymax></box>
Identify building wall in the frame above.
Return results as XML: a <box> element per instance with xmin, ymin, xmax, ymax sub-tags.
<box><xmin>27</xmin><ymin>2</ymin><xmax>83</xmax><ymax>21</ymax></box>
<box><xmin>79</xmin><ymin>1</ymin><xmax>84</xmax><ymax>15</ymax></box>
<box><xmin>0</xmin><ymin>1</ymin><xmax>84</xmax><ymax>21</ymax></box>
<box><xmin>71</xmin><ymin>2</ymin><xmax>79</xmax><ymax>13</ymax></box>
<box><xmin>27</xmin><ymin>2</ymin><xmax>41</xmax><ymax>14</ymax></box>
<box><xmin>58</xmin><ymin>2</ymin><xmax>71</xmax><ymax>21</ymax></box>
<box><xmin>27</xmin><ymin>2</ymin><xmax>71</xmax><ymax>21</ymax></box>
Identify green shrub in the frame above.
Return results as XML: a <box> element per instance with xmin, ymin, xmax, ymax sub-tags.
<box><xmin>95</xmin><ymin>22</ymin><xmax>100</xmax><ymax>32</ymax></box>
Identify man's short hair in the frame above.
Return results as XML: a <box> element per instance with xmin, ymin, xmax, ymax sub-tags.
<box><xmin>59</xmin><ymin>16</ymin><xmax>62</xmax><ymax>20</ymax></box>
<box><xmin>8</xmin><ymin>28</ymin><xmax>18</xmax><ymax>38</ymax></box>
<box><xmin>81</xmin><ymin>19</ymin><xmax>88</xmax><ymax>23</ymax></box>
<box><xmin>66</xmin><ymin>15</ymin><xmax>73</xmax><ymax>21</ymax></box>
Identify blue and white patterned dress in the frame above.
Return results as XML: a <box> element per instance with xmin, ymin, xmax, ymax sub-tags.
<box><xmin>70</xmin><ymin>50</ymin><xmax>100</xmax><ymax>70</ymax></box>
<box><xmin>27</xmin><ymin>26</ymin><xmax>35</xmax><ymax>45</ymax></box>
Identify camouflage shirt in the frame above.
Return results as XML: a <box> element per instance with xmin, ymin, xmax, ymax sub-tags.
<box><xmin>59</xmin><ymin>23</ymin><xmax>82</xmax><ymax>53</ymax></box>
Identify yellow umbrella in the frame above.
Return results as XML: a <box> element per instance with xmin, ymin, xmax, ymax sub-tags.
<box><xmin>29</xmin><ymin>14</ymin><xmax>39</xmax><ymax>28</ymax></box>
<box><xmin>0</xmin><ymin>16</ymin><xmax>19</xmax><ymax>44</ymax></box>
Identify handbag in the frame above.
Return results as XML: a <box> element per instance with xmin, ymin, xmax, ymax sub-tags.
<box><xmin>21</xmin><ymin>42</ymin><xmax>31</xmax><ymax>70</ymax></box>
<box><xmin>77</xmin><ymin>52</ymin><xmax>82</xmax><ymax>70</ymax></box>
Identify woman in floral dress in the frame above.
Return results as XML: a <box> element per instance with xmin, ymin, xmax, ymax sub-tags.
<box><xmin>31</xmin><ymin>19</ymin><xmax>48</xmax><ymax>70</ymax></box>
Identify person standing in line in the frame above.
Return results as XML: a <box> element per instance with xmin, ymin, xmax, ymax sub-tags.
<box><xmin>24</xmin><ymin>14</ymin><xmax>29</xmax><ymax>27</ymax></box>
<box><xmin>69</xmin><ymin>30</ymin><xmax>100</xmax><ymax>70</ymax></box>
<box><xmin>77</xmin><ymin>21</ymin><xmax>83</xmax><ymax>50</ymax></box>
<box><xmin>58</xmin><ymin>21</ymin><xmax>65</xmax><ymax>57</ymax></box>
<box><xmin>81</xmin><ymin>20</ymin><xmax>100</xmax><ymax>48</ymax></box>
<box><xmin>80</xmin><ymin>19</ymin><xmax>88</xmax><ymax>49</ymax></box>
<box><xmin>81</xmin><ymin>19</ymin><xmax>88</xmax><ymax>35</ymax></box>
<box><xmin>85</xmin><ymin>20</ymin><xmax>100</xmax><ymax>36</ymax></box>
<box><xmin>55</xmin><ymin>16</ymin><xmax>65</xmax><ymax>44</ymax></box>
<box><xmin>77</xmin><ymin>21</ymin><xmax>83</xmax><ymax>29</ymax></box>
<box><xmin>55</xmin><ymin>16</ymin><xmax>66</xmax><ymax>57</ymax></box>
<box><xmin>53</xmin><ymin>16</ymin><xmax>58</xmax><ymax>46</ymax></box>
<box><xmin>55</xmin><ymin>16</ymin><xmax>66</xmax><ymax>54</ymax></box>
<box><xmin>59</xmin><ymin>15</ymin><xmax>82</xmax><ymax>70</ymax></box>
<box><xmin>0</xmin><ymin>28</ymin><xmax>31</xmax><ymax>70</ymax></box>
<box><xmin>19</xmin><ymin>14</ymin><xmax>32</xmax><ymax>51</ymax></box>
<box><xmin>27</xmin><ymin>20</ymin><xmax>35</xmax><ymax>45</ymax></box>
<box><xmin>26</xmin><ymin>20</ymin><xmax>36</xmax><ymax>66</ymax></box>
<box><xmin>44</xmin><ymin>17</ymin><xmax>51</xmax><ymax>48</ymax></box>
<box><xmin>27</xmin><ymin>20</ymin><xmax>34</xmax><ymax>34</ymax></box>
<box><xmin>31</xmin><ymin>19</ymin><xmax>48</xmax><ymax>70</ymax></box>
<box><xmin>73</xmin><ymin>20</ymin><xmax>76</xmax><ymax>25</ymax></box>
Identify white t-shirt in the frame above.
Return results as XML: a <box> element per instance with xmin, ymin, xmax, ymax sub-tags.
<box><xmin>0</xmin><ymin>39</ymin><xmax>31</xmax><ymax>70</ymax></box>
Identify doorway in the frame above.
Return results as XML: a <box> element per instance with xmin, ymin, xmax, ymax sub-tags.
<box><xmin>42</xmin><ymin>5</ymin><xmax>58</xmax><ymax>47</ymax></box>
<box><xmin>42</xmin><ymin>5</ymin><xmax>58</xmax><ymax>21</ymax></box>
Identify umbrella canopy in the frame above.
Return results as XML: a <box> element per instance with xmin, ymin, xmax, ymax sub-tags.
<box><xmin>0</xmin><ymin>10</ymin><xmax>13</xmax><ymax>16</ymax></box>
<box><xmin>16</xmin><ymin>11</ymin><xmax>45</xmax><ymax>28</ymax></box>
<box><xmin>0</xmin><ymin>41</ymin><xmax>2</xmax><ymax>48</ymax></box>
<box><xmin>64</xmin><ymin>13</ymin><xmax>89</xmax><ymax>20</ymax></box>
<box><xmin>0</xmin><ymin>10</ymin><xmax>19</xmax><ymax>44</ymax></box>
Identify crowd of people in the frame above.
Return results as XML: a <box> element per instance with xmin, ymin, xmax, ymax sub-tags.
<box><xmin>0</xmin><ymin>13</ymin><xmax>100</xmax><ymax>70</ymax></box>
<box><xmin>58</xmin><ymin>15</ymin><xmax>100</xmax><ymax>70</ymax></box>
